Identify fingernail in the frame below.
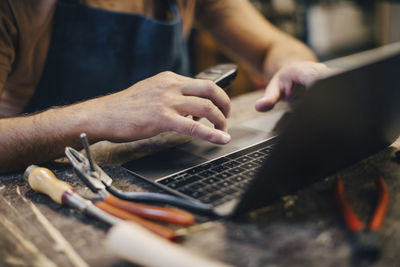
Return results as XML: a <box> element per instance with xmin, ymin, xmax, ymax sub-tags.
<box><xmin>221</xmin><ymin>132</ymin><xmax>231</xmax><ymax>144</ymax></box>
<box><xmin>255</xmin><ymin>99</ymin><xmax>263</xmax><ymax>108</ymax></box>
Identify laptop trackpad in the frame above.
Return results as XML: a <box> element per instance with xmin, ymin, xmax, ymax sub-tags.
<box><xmin>124</xmin><ymin>126</ymin><xmax>271</xmax><ymax>181</ymax></box>
<box><xmin>123</xmin><ymin>147</ymin><xmax>207</xmax><ymax>181</ymax></box>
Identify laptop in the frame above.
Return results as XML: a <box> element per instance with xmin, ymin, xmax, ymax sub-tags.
<box><xmin>123</xmin><ymin>43</ymin><xmax>400</xmax><ymax>217</ymax></box>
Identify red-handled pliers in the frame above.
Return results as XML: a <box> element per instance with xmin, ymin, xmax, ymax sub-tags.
<box><xmin>334</xmin><ymin>177</ymin><xmax>389</xmax><ymax>261</ymax></box>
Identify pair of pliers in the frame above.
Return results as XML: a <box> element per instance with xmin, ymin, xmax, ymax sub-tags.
<box><xmin>334</xmin><ymin>177</ymin><xmax>389</xmax><ymax>261</ymax></box>
<box><xmin>64</xmin><ymin>134</ymin><xmax>201</xmax><ymax>240</ymax></box>
<box><xmin>65</xmin><ymin>134</ymin><xmax>213</xmax><ymax>215</ymax></box>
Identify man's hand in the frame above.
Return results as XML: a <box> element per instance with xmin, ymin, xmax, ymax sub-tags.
<box><xmin>196</xmin><ymin>1</ymin><xmax>328</xmax><ymax>112</ymax></box>
<box><xmin>255</xmin><ymin>62</ymin><xmax>331</xmax><ymax>112</ymax></box>
<box><xmin>82</xmin><ymin>71</ymin><xmax>231</xmax><ymax>144</ymax></box>
<box><xmin>0</xmin><ymin>71</ymin><xmax>231</xmax><ymax>173</ymax></box>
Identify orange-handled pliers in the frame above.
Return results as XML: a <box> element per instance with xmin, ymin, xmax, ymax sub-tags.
<box><xmin>61</xmin><ymin>176</ymin><xmax>183</xmax><ymax>240</ymax></box>
<box><xmin>65</xmin><ymin>146</ymin><xmax>194</xmax><ymax>222</ymax></box>
<box><xmin>334</xmin><ymin>177</ymin><xmax>389</xmax><ymax>260</ymax></box>
<box><xmin>64</xmin><ymin>134</ymin><xmax>198</xmax><ymax>240</ymax></box>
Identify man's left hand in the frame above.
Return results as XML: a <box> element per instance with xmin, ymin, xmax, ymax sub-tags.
<box><xmin>255</xmin><ymin>61</ymin><xmax>331</xmax><ymax>112</ymax></box>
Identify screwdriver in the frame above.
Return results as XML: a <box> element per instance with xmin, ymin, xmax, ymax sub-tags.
<box><xmin>24</xmin><ymin>165</ymin><xmax>178</xmax><ymax>240</ymax></box>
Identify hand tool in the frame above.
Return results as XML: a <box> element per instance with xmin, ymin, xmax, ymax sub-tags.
<box><xmin>65</xmin><ymin>133</ymin><xmax>214</xmax><ymax>215</ymax></box>
<box><xmin>334</xmin><ymin>177</ymin><xmax>389</xmax><ymax>261</ymax></box>
<box><xmin>24</xmin><ymin>165</ymin><xmax>180</xmax><ymax>240</ymax></box>
<box><xmin>65</xmin><ymin>143</ymin><xmax>194</xmax><ymax>225</ymax></box>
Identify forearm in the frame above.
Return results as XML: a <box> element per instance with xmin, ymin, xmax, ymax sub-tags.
<box><xmin>261</xmin><ymin>34</ymin><xmax>317</xmax><ymax>80</ymax></box>
<box><xmin>198</xmin><ymin>0</ymin><xmax>317</xmax><ymax>78</ymax></box>
<box><xmin>0</xmin><ymin>105</ymin><xmax>90</xmax><ymax>173</ymax></box>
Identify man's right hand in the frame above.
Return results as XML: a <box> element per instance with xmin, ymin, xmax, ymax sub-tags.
<box><xmin>79</xmin><ymin>71</ymin><xmax>231</xmax><ymax>145</ymax></box>
<box><xmin>0</xmin><ymin>71</ymin><xmax>231</xmax><ymax>173</ymax></box>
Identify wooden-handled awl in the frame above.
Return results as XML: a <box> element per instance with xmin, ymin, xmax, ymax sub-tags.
<box><xmin>24</xmin><ymin>165</ymin><xmax>178</xmax><ymax>240</ymax></box>
<box><xmin>25</xmin><ymin>165</ymin><xmax>121</xmax><ymax>226</ymax></box>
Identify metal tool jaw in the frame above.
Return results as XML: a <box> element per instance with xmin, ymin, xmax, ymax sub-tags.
<box><xmin>65</xmin><ymin>147</ymin><xmax>112</xmax><ymax>198</ymax></box>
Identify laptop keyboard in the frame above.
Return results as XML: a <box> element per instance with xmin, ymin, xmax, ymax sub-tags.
<box><xmin>157</xmin><ymin>138</ymin><xmax>276</xmax><ymax>206</ymax></box>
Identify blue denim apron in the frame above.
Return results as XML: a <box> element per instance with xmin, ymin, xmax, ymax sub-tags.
<box><xmin>25</xmin><ymin>0</ymin><xmax>190</xmax><ymax>113</ymax></box>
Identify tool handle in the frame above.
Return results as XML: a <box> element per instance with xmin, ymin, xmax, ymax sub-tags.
<box><xmin>334</xmin><ymin>178</ymin><xmax>364</xmax><ymax>232</ymax></box>
<box><xmin>95</xmin><ymin>201</ymin><xmax>178</xmax><ymax>240</ymax></box>
<box><xmin>107</xmin><ymin>186</ymin><xmax>216</xmax><ymax>215</ymax></box>
<box><xmin>107</xmin><ymin>222</ymin><xmax>232</xmax><ymax>267</ymax></box>
<box><xmin>369</xmin><ymin>177</ymin><xmax>389</xmax><ymax>231</ymax></box>
<box><xmin>104</xmin><ymin>195</ymin><xmax>194</xmax><ymax>225</ymax></box>
<box><xmin>24</xmin><ymin>165</ymin><xmax>73</xmax><ymax>205</ymax></box>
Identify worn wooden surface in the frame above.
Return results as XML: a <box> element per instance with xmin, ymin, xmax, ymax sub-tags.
<box><xmin>0</xmin><ymin>91</ymin><xmax>399</xmax><ymax>267</ymax></box>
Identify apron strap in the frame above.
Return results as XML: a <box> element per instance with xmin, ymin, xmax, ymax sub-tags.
<box><xmin>167</xmin><ymin>0</ymin><xmax>179</xmax><ymax>17</ymax></box>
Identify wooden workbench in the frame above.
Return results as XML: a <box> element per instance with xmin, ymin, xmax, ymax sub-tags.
<box><xmin>0</xmin><ymin>91</ymin><xmax>399</xmax><ymax>267</ymax></box>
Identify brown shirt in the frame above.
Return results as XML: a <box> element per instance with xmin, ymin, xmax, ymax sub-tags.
<box><xmin>0</xmin><ymin>0</ymin><xmax>208</xmax><ymax>117</ymax></box>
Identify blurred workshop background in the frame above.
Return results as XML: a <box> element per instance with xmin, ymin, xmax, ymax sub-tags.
<box><xmin>192</xmin><ymin>0</ymin><xmax>400</xmax><ymax>96</ymax></box>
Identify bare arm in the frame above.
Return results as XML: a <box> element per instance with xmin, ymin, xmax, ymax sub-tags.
<box><xmin>197</xmin><ymin>0</ymin><xmax>315</xmax><ymax>76</ymax></box>
<box><xmin>0</xmin><ymin>72</ymin><xmax>231</xmax><ymax>173</ymax></box>
<box><xmin>0</xmin><ymin>106</ymin><xmax>89</xmax><ymax>173</ymax></box>
<box><xmin>197</xmin><ymin>0</ymin><xmax>329</xmax><ymax>110</ymax></box>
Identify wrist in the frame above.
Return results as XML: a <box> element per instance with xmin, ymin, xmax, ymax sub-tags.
<box><xmin>43</xmin><ymin>104</ymin><xmax>96</xmax><ymax>144</ymax></box>
<box><xmin>262</xmin><ymin>41</ymin><xmax>318</xmax><ymax>79</ymax></box>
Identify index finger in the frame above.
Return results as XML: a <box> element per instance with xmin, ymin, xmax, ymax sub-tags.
<box><xmin>255</xmin><ymin>75</ymin><xmax>281</xmax><ymax>112</ymax></box>
<box><xmin>167</xmin><ymin>114</ymin><xmax>231</xmax><ymax>145</ymax></box>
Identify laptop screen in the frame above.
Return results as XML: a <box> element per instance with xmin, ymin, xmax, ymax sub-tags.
<box><xmin>234</xmin><ymin>44</ymin><xmax>400</xmax><ymax>215</ymax></box>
